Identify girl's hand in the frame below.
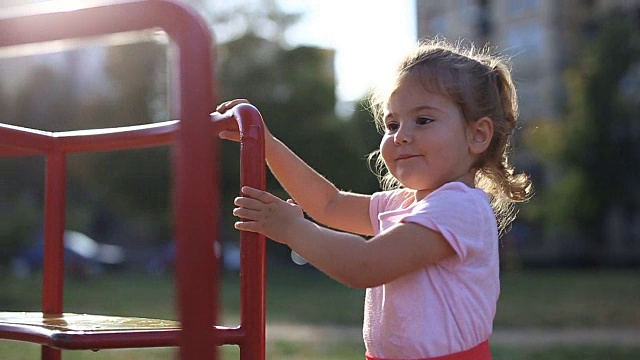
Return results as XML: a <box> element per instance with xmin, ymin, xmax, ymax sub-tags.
<box><xmin>215</xmin><ymin>98</ymin><xmax>273</xmax><ymax>143</ymax></box>
<box><xmin>215</xmin><ymin>99</ymin><xmax>250</xmax><ymax>142</ymax></box>
<box><xmin>233</xmin><ymin>186</ymin><xmax>307</xmax><ymax>244</ymax></box>
<box><xmin>216</xmin><ymin>98</ymin><xmax>251</xmax><ymax>114</ymax></box>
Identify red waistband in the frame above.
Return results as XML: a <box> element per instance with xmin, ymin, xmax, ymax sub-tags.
<box><xmin>365</xmin><ymin>340</ymin><xmax>491</xmax><ymax>360</ymax></box>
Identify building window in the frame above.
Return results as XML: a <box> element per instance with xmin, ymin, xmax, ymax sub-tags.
<box><xmin>507</xmin><ymin>0</ymin><xmax>541</xmax><ymax>18</ymax></box>
<box><xmin>504</xmin><ymin>20</ymin><xmax>545</xmax><ymax>61</ymax></box>
<box><xmin>430</xmin><ymin>14</ymin><xmax>448</xmax><ymax>36</ymax></box>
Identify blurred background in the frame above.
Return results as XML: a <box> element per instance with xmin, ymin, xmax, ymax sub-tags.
<box><xmin>0</xmin><ymin>0</ymin><xmax>639</xmax><ymax>359</ymax></box>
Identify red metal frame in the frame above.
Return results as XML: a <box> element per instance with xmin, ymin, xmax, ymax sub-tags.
<box><xmin>0</xmin><ymin>1</ymin><xmax>266</xmax><ymax>359</ymax></box>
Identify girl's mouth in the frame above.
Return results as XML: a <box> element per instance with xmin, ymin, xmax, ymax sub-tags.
<box><xmin>396</xmin><ymin>154</ymin><xmax>419</xmax><ymax>161</ymax></box>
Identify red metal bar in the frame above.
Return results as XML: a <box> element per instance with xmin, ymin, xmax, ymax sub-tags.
<box><xmin>41</xmin><ymin>344</ymin><xmax>61</xmax><ymax>360</ymax></box>
<box><xmin>0</xmin><ymin>121</ymin><xmax>180</xmax><ymax>156</ymax></box>
<box><xmin>170</xmin><ymin>4</ymin><xmax>219</xmax><ymax>355</ymax></box>
<box><xmin>42</xmin><ymin>153</ymin><xmax>66</xmax><ymax>314</ymax></box>
<box><xmin>235</xmin><ymin>104</ymin><xmax>267</xmax><ymax>360</ymax></box>
<box><xmin>0</xmin><ymin>322</ymin><xmax>245</xmax><ymax>349</ymax></box>
<box><xmin>55</xmin><ymin>121</ymin><xmax>179</xmax><ymax>153</ymax></box>
<box><xmin>210</xmin><ymin>104</ymin><xmax>267</xmax><ymax>360</ymax></box>
<box><xmin>0</xmin><ymin>146</ymin><xmax>42</xmax><ymax>157</ymax></box>
<box><xmin>41</xmin><ymin>152</ymin><xmax>67</xmax><ymax>360</ymax></box>
<box><xmin>0</xmin><ymin>123</ymin><xmax>54</xmax><ymax>154</ymax></box>
<box><xmin>50</xmin><ymin>326</ymin><xmax>246</xmax><ymax>349</ymax></box>
<box><xmin>0</xmin><ymin>1</ymin><xmax>199</xmax><ymax>48</ymax></box>
<box><xmin>1</xmin><ymin>1</ymin><xmax>219</xmax><ymax>359</ymax></box>
<box><xmin>0</xmin><ymin>108</ymin><xmax>266</xmax><ymax>356</ymax></box>
<box><xmin>204</xmin><ymin>104</ymin><xmax>266</xmax><ymax>360</ymax></box>
<box><xmin>0</xmin><ymin>2</ymin><xmax>268</xmax><ymax>360</ymax></box>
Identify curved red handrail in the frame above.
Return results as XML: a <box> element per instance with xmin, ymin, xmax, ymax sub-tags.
<box><xmin>212</xmin><ymin>104</ymin><xmax>267</xmax><ymax>356</ymax></box>
<box><xmin>0</xmin><ymin>1</ymin><xmax>257</xmax><ymax>359</ymax></box>
<box><xmin>0</xmin><ymin>106</ymin><xmax>266</xmax><ymax>360</ymax></box>
<box><xmin>0</xmin><ymin>121</ymin><xmax>180</xmax><ymax>156</ymax></box>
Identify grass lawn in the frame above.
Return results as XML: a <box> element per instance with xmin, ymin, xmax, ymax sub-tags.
<box><xmin>1</xmin><ymin>266</ymin><xmax>639</xmax><ymax>358</ymax></box>
<box><xmin>496</xmin><ymin>269</ymin><xmax>640</xmax><ymax>328</ymax></box>
<box><xmin>2</xmin><ymin>342</ymin><xmax>640</xmax><ymax>360</ymax></box>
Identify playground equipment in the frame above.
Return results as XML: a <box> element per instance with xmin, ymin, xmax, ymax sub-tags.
<box><xmin>0</xmin><ymin>1</ymin><xmax>266</xmax><ymax>359</ymax></box>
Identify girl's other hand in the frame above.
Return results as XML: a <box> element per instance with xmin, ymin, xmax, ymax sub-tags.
<box><xmin>233</xmin><ymin>186</ymin><xmax>306</xmax><ymax>244</ymax></box>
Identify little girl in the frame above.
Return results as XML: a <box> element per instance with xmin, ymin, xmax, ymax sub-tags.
<box><xmin>217</xmin><ymin>38</ymin><xmax>532</xmax><ymax>360</ymax></box>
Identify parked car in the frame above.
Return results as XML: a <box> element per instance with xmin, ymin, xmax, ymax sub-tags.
<box><xmin>144</xmin><ymin>240</ymin><xmax>240</xmax><ymax>274</ymax></box>
<box><xmin>11</xmin><ymin>230</ymin><xmax>125</xmax><ymax>278</ymax></box>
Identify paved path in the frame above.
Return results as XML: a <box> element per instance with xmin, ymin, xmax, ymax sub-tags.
<box><xmin>490</xmin><ymin>327</ymin><xmax>640</xmax><ymax>347</ymax></box>
<box><xmin>266</xmin><ymin>323</ymin><xmax>640</xmax><ymax>347</ymax></box>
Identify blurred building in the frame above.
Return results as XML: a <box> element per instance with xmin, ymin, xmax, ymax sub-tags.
<box><xmin>417</xmin><ymin>0</ymin><xmax>640</xmax><ymax>128</ymax></box>
<box><xmin>420</xmin><ymin>0</ymin><xmax>578</xmax><ymax>122</ymax></box>
<box><xmin>0</xmin><ymin>1</ymin><xmax>160</xmax><ymax>128</ymax></box>
<box><xmin>416</xmin><ymin>0</ymin><xmax>640</xmax><ymax>265</ymax></box>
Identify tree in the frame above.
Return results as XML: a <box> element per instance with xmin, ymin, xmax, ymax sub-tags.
<box><xmin>525</xmin><ymin>13</ymin><xmax>640</xmax><ymax>264</ymax></box>
<box><xmin>0</xmin><ymin>40</ymin><xmax>170</xmax><ymax>252</ymax></box>
<box><xmin>213</xmin><ymin>6</ymin><xmax>387</xmax><ymax>261</ymax></box>
<box><xmin>75</xmin><ymin>41</ymin><xmax>171</xmax><ymax>243</ymax></box>
<box><xmin>0</xmin><ymin>65</ymin><xmax>73</xmax><ymax>261</ymax></box>
<box><xmin>0</xmin><ymin>1</ymin><xmax>385</xmax><ymax>264</ymax></box>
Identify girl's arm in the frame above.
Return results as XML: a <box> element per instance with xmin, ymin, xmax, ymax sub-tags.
<box><xmin>234</xmin><ymin>187</ymin><xmax>455</xmax><ymax>288</ymax></box>
<box><xmin>217</xmin><ymin>99</ymin><xmax>374</xmax><ymax>236</ymax></box>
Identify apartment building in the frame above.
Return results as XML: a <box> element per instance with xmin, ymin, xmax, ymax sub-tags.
<box><xmin>416</xmin><ymin>0</ymin><xmax>640</xmax><ymax>265</ymax></box>
<box><xmin>417</xmin><ymin>0</ymin><xmax>640</xmax><ymax>121</ymax></box>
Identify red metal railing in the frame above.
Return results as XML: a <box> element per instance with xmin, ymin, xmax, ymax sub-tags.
<box><xmin>0</xmin><ymin>1</ymin><xmax>266</xmax><ymax>359</ymax></box>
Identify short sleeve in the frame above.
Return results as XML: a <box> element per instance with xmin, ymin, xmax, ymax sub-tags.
<box><xmin>369</xmin><ymin>189</ymin><xmax>414</xmax><ymax>236</ymax></box>
<box><xmin>399</xmin><ymin>183</ymin><xmax>495</xmax><ymax>261</ymax></box>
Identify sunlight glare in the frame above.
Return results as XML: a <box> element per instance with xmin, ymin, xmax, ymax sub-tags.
<box><xmin>38</xmin><ymin>0</ymin><xmax>97</xmax><ymax>13</ymax></box>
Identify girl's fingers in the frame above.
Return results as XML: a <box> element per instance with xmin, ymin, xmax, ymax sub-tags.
<box><xmin>240</xmin><ymin>186</ymin><xmax>279</xmax><ymax>203</ymax></box>
<box><xmin>215</xmin><ymin>100</ymin><xmax>234</xmax><ymax>112</ymax></box>
<box><xmin>233</xmin><ymin>196</ymin><xmax>266</xmax><ymax>210</ymax></box>
<box><xmin>216</xmin><ymin>99</ymin><xmax>250</xmax><ymax>113</ymax></box>
<box><xmin>232</xmin><ymin>207</ymin><xmax>260</xmax><ymax>220</ymax></box>
<box><xmin>234</xmin><ymin>220</ymin><xmax>260</xmax><ymax>232</ymax></box>
<box><xmin>219</xmin><ymin>130</ymin><xmax>240</xmax><ymax>142</ymax></box>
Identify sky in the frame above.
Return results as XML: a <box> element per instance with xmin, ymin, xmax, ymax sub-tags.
<box><xmin>277</xmin><ymin>0</ymin><xmax>417</xmax><ymax>103</ymax></box>
<box><xmin>3</xmin><ymin>0</ymin><xmax>417</xmax><ymax>104</ymax></box>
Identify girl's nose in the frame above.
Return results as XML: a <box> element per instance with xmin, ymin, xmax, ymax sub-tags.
<box><xmin>394</xmin><ymin>125</ymin><xmax>411</xmax><ymax>144</ymax></box>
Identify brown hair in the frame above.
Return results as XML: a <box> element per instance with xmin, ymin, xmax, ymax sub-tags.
<box><xmin>367</xmin><ymin>38</ymin><xmax>533</xmax><ymax>234</ymax></box>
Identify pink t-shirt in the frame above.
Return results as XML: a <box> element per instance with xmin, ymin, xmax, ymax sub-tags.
<box><xmin>364</xmin><ymin>182</ymin><xmax>499</xmax><ymax>359</ymax></box>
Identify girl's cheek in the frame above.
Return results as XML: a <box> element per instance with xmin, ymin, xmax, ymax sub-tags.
<box><xmin>378</xmin><ymin>138</ymin><xmax>387</xmax><ymax>154</ymax></box>
<box><xmin>380</xmin><ymin>134</ymin><xmax>392</xmax><ymax>149</ymax></box>
<box><xmin>379</xmin><ymin>138</ymin><xmax>394</xmax><ymax>163</ymax></box>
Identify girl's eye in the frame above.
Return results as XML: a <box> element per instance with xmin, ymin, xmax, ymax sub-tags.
<box><xmin>385</xmin><ymin>122</ymin><xmax>399</xmax><ymax>132</ymax></box>
<box><xmin>417</xmin><ymin>116</ymin><xmax>434</xmax><ymax>125</ymax></box>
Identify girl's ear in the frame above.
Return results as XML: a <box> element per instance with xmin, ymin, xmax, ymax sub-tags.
<box><xmin>467</xmin><ymin>117</ymin><xmax>494</xmax><ymax>155</ymax></box>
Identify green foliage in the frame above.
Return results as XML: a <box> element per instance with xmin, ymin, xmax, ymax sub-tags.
<box><xmin>0</xmin><ymin>3</ymin><xmax>384</xmax><ymax>261</ymax></box>
<box><xmin>0</xmin><ymin>192</ymin><xmax>40</xmax><ymax>260</ymax></box>
<box><xmin>524</xmin><ymin>14</ymin><xmax>640</xmax><ymax>242</ymax></box>
<box><xmin>0</xmin><ymin>40</ymin><xmax>169</xmax><ymax>241</ymax></box>
<box><xmin>0</xmin><ymin>156</ymin><xmax>43</xmax><ymax>261</ymax></box>
<box><xmin>90</xmin><ymin>41</ymin><xmax>168</xmax><ymax>198</ymax></box>
<box><xmin>216</xmin><ymin>30</ymin><xmax>382</xmax><ymax>252</ymax></box>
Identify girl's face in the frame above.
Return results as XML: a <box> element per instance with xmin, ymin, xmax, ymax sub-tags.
<box><xmin>380</xmin><ymin>77</ymin><xmax>477</xmax><ymax>200</ymax></box>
